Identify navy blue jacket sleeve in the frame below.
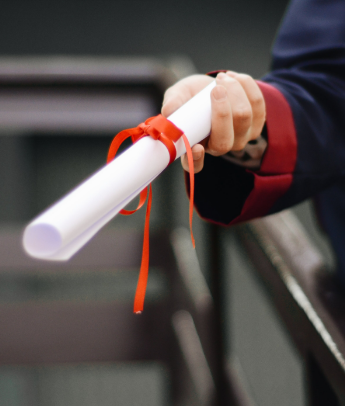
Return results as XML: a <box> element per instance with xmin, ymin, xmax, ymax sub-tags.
<box><xmin>190</xmin><ymin>0</ymin><xmax>345</xmax><ymax>226</ymax></box>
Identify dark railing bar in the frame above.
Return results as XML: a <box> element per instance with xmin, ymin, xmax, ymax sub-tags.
<box><xmin>253</xmin><ymin>210</ymin><xmax>324</xmax><ymax>276</ymax></box>
<box><xmin>0</xmin><ymin>57</ymin><xmax>172</xmax><ymax>84</ymax></box>
<box><xmin>170</xmin><ymin>228</ymin><xmax>212</xmax><ymax>314</ymax></box>
<box><xmin>226</xmin><ymin>358</ymin><xmax>257</xmax><ymax>406</ymax></box>
<box><xmin>248</xmin><ymin>214</ymin><xmax>345</xmax><ymax>373</ymax></box>
<box><xmin>172</xmin><ymin>310</ymin><xmax>215</xmax><ymax>406</ymax></box>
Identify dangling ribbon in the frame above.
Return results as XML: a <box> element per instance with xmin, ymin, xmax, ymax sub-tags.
<box><xmin>107</xmin><ymin>114</ymin><xmax>195</xmax><ymax>314</ymax></box>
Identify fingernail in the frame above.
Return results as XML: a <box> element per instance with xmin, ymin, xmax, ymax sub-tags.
<box><xmin>217</xmin><ymin>72</ymin><xmax>227</xmax><ymax>80</ymax></box>
<box><xmin>213</xmin><ymin>85</ymin><xmax>227</xmax><ymax>100</ymax></box>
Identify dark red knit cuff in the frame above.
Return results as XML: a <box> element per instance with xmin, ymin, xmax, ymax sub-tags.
<box><xmin>228</xmin><ymin>81</ymin><xmax>297</xmax><ymax>224</ymax></box>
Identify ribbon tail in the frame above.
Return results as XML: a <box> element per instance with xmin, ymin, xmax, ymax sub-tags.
<box><xmin>120</xmin><ymin>187</ymin><xmax>148</xmax><ymax>215</ymax></box>
<box><xmin>133</xmin><ymin>184</ymin><xmax>153</xmax><ymax>314</ymax></box>
<box><xmin>107</xmin><ymin>128</ymin><xmax>143</xmax><ymax>164</ymax></box>
<box><xmin>107</xmin><ymin>115</ymin><xmax>193</xmax><ymax>314</ymax></box>
<box><xmin>181</xmin><ymin>134</ymin><xmax>195</xmax><ymax>249</ymax></box>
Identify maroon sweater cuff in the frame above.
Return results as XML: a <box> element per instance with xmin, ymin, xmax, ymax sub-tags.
<box><xmin>228</xmin><ymin>81</ymin><xmax>297</xmax><ymax>224</ymax></box>
<box><xmin>185</xmin><ymin>80</ymin><xmax>298</xmax><ymax>226</ymax></box>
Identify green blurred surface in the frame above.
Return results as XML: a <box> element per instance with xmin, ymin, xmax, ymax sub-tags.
<box><xmin>0</xmin><ymin>267</ymin><xmax>167</xmax><ymax>304</ymax></box>
<box><xmin>0</xmin><ymin>363</ymin><xmax>169</xmax><ymax>406</ymax></box>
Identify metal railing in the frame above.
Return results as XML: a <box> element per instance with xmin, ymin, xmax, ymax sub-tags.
<box><xmin>0</xmin><ymin>57</ymin><xmax>246</xmax><ymax>406</ymax></box>
<box><xmin>237</xmin><ymin>209</ymin><xmax>345</xmax><ymax>406</ymax></box>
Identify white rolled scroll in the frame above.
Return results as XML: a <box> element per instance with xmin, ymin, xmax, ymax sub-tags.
<box><xmin>23</xmin><ymin>80</ymin><xmax>216</xmax><ymax>260</ymax></box>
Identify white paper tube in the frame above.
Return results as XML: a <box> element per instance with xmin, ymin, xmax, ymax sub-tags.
<box><xmin>23</xmin><ymin>80</ymin><xmax>216</xmax><ymax>260</ymax></box>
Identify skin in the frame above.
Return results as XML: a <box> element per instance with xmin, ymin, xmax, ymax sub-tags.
<box><xmin>161</xmin><ymin>71</ymin><xmax>266</xmax><ymax>173</ymax></box>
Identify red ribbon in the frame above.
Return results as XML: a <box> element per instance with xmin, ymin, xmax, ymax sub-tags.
<box><xmin>107</xmin><ymin>114</ymin><xmax>195</xmax><ymax>313</ymax></box>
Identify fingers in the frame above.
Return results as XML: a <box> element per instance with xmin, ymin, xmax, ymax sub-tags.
<box><xmin>162</xmin><ymin>87</ymin><xmax>191</xmax><ymax>118</ymax></box>
<box><xmin>181</xmin><ymin>144</ymin><xmax>205</xmax><ymax>173</ymax></box>
<box><xmin>226</xmin><ymin>71</ymin><xmax>266</xmax><ymax>141</ymax></box>
<box><xmin>207</xmin><ymin>84</ymin><xmax>234</xmax><ymax>155</ymax></box>
<box><xmin>162</xmin><ymin>74</ymin><xmax>214</xmax><ymax>117</ymax></box>
<box><xmin>206</xmin><ymin>71</ymin><xmax>266</xmax><ymax>154</ymax></box>
<box><xmin>162</xmin><ymin>71</ymin><xmax>266</xmax><ymax>174</ymax></box>
<box><xmin>213</xmin><ymin>72</ymin><xmax>253</xmax><ymax>151</ymax></box>
<box><xmin>162</xmin><ymin>74</ymin><xmax>212</xmax><ymax>174</ymax></box>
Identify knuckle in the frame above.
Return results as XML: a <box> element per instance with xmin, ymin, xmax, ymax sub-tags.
<box><xmin>209</xmin><ymin>139</ymin><xmax>232</xmax><ymax>155</ymax></box>
<box><xmin>216</xmin><ymin>108</ymin><xmax>231</xmax><ymax>119</ymax></box>
<box><xmin>237</xmin><ymin>73</ymin><xmax>252</xmax><ymax>83</ymax></box>
<box><xmin>217</xmin><ymin>143</ymin><xmax>232</xmax><ymax>155</ymax></box>
<box><xmin>234</xmin><ymin>106</ymin><xmax>252</xmax><ymax>125</ymax></box>
<box><xmin>163</xmin><ymin>86</ymin><xmax>174</xmax><ymax>101</ymax></box>
<box><xmin>249</xmin><ymin>132</ymin><xmax>260</xmax><ymax>141</ymax></box>
<box><xmin>251</xmin><ymin>94</ymin><xmax>264</xmax><ymax>109</ymax></box>
<box><xmin>234</xmin><ymin>140</ymin><xmax>248</xmax><ymax>151</ymax></box>
<box><xmin>227</xmin><ymin>77</ymin><xmax>240</xmax><ymax>87</ymax></box>
<box><xmin>161</xmin><ymin>104</ymin><xmax>168</xmax><ymax>116</ymax></box>
<box><xmin>219</xmin><ymin>75</ymin><xmax>237</xmax><ymax>86</ymax></box>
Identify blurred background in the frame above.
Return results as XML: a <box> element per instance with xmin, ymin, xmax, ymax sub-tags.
<box><xmin>0</xmin><ymin>1</ymin><xmax>339</xmax><ymax>406</ymax></box>
<box><xmin>0</xmin><ymin>0</ymin><xmax>287</xmax><ymax>75</ymax></box>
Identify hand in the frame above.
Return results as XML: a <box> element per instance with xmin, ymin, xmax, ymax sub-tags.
<box><xmin>161</xmin><ymin>71</ymin><xmax>266</xmax><ymax>173</ymax></box>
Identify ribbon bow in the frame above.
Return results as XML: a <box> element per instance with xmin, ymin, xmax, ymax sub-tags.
<box><xmin>107</xmin><ymin>114</ymin><xmax>195</xmax><ymax>313</ymax></box>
